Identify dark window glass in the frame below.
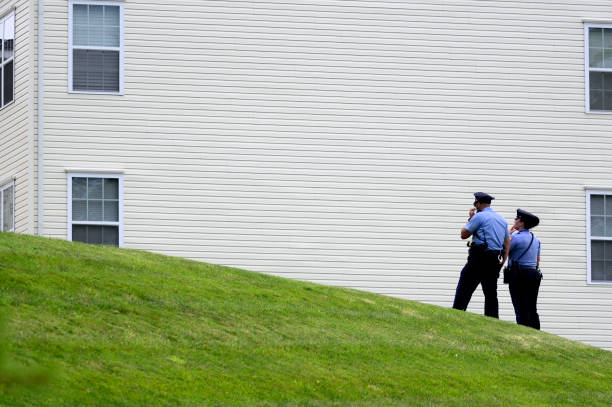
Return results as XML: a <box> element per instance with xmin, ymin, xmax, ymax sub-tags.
<box><xmin>589</xmin><ymin>72</ymin><xmax>612</xmax><ymax>111</ymax></box>
<box><xmin>72</xmin><ymin>225</ymin><xmax>119</xmax><ymax>246</ymax></box>
<box><xmin>590</xmin><ymin>194</ymin><xmax>612</xmax><ymax>282</ymax></box>
<box><xmin>102</xmin><ymin>226</ymin><xmax>119</xmax><ymax>246</ymax></box>
<box><xmin>2</xmin><ymin>60</ymin><xmax>12</xmax><ymax>105</ymax></box>
<box><xmin>73</xmin><ymin>49</ymin><xmax>119</xmax><ymax>92</ymax></box>
<box><xmin>72</xmin><ymin>225</ymin><xmax>88</xmax><ymax>243</ymax></box>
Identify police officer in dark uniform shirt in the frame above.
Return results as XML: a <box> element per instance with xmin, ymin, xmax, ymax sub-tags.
<box><xmin>507</xmin><ymin>209</ymin><xmax>542</xmax><ymax>329</ymax></box>
<box><xmin>453</xmin><ymin>192</ymin><xmax>510</xmax><ymax>318</ymax></box>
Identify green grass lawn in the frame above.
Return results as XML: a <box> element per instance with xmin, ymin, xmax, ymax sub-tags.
<box><xmin>0</xmin><ymin>232</ymin><xmax>611</xmax><ymax>406</ymax></box>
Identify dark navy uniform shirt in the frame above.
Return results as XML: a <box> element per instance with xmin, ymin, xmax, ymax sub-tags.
<box><xmin>508</xmin><ymin>229</ymin><xmax>541</xmax><ymax>267</ymax></box>
<box><xmin>464</xmin><ymin>207</ymin><xmax>509</xmax><ymax>251</ymax></box>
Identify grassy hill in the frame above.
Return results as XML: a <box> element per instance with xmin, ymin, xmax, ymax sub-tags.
<box><xmin>0</xmin><ymin>232</ymin><xmax>611</xmax><ymax>406</ymax></box>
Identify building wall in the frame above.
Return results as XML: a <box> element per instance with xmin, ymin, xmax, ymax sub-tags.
<box><xmin>41</xmin><ymin>0</ymin><xmax>612</xmax><ymax>350</ymax></box>
<box><xmin>0</xmin><ymin>0</ymin><xmax>34</xmax><ymax>235</ymax></box>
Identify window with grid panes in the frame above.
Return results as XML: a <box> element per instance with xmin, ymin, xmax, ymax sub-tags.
<box><xmin>1</xmin><ymin>12</ymin><xmax>15</xmax><ymax>108</ymax></box>
<box><xmin>69</xmin><ymin>175</ymin><xmax>122</xmax><ymax>246</ymax></box>
<box><xmin>1</xmin><ymin>181</ymin><xmax>14</xmax><ymax>232</ymax></box>
<box><xmin>69</xmin><ymin>1</ymin><xmax>123</xmax><ymax>93</ymax></box>
<box><xmin>588</xmin><ymin>192</ymin><xmax>612</xmax><ymax>283</ymax></box>
<box><xmin>586</xmin><ymin>24</ymin><xmax>612</xmax><ymax>112</ymax></box>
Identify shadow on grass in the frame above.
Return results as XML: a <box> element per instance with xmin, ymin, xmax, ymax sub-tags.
<box><xmin>0</xmin><ymin>311</ymin><xmax>52</xmax><ymax>391</ymax></box>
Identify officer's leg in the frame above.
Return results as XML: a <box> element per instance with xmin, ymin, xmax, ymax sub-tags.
<box><xmin>480</xmin><ymin>254</ymin><xmax>500</xmax><ymax>318</ymax></box>
<box><xmin>453</xmin><ymin>260</ymin><xmax>479</xmax><ymax>311</ymax></box>
<box><xmin>512</xmin><ymin>269</ymin><xmax>531</xmax><ymax>326</ymax></box>
<box><xmin>526</xmin><ymin>269</ymin><xmax>542</xmax><ymax>330</ymax></box>
<box><xmin>508</xmin><ymin>269</ymin><xmax>521</xmax><ymax>324</ymax></box>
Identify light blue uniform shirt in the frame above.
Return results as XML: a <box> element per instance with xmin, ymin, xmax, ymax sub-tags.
<box><xmin>508</xmin><ymin>229</ymin><xmax>541</xmax><ymax>267</ymax></box>
<box><xmin>464</xmin><ymin>207</ymin><xmax>509</xmax><ymax>251</ymax></box>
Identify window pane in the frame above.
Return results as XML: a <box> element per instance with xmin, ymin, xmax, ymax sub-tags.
<box><xmin>590</xmin><ymin>48</ymin><xmax>604</xmax><ymax>68</ymax></box>
<box><xmin>103</xmin><ymin>200</ymin><xmax>118</xmax><ymax>222</ymax></box>
<box><xmin>104</xmin><ymin>6</ymin><xmax>120</xmax><ymax>26</ymax></box>
<box><xmin>73</xmin><ymin>50</ymin><xmax>119</xmax><ymax>92</ymax></box>
<box><xmin>605</xmin><ymin>92</ymin><xmax>612</xmax><ymax>111</ymax></box>
<box><xmin>103</xmin><ymin>26</ymin><xmax>120</xmax><ymax>47</ymax></box>
<box><xmin>86</xmin><ymin>50</ymin><xmax>105</xmax><ymax>90</ymax></box>
<box><xmin>89</xmin><ymin>24</ymin><xmax>104</xmax><ymax>47</ymax></box>
<box><xmin>103</xmin><ymin>178</ymin><xmax>118</xmax><ymax>199</ymax></box>
<box><xmin>592</xmin><ymin>240</ymin><xmax>605</xmax><ymax>260</ymax></box>
<box><xmin>592</xmin><ymin>260</ymin><xmax>605</xmax><ymax>281</ymax></box>
<box><xmin>72</xmin><ymin>200</ymin><xmax>87</xmax><ymax>221</ymax></box>
<box><xmin>3</xmin><ymin>60</ymin><xmax>13</xmax><ymax>105</ymax></box>
<box><xmin>72</xmin><ymin>177</ymin><xmax>87</xmax><ymax>199</ymax></box>
<box><xmin>590</xmin><ymin>28</ymin><xmax>603</xmax><ymax>48</ymax></box>
<box><xmin>102</xmin><ymin>226</ymin><xmax>119</xmax><ymax>246</ymax></box>
<box><xmin>2</xmin><ymin>186</ymin><xmax>13</xmax><ymax>231</ymax></box>
<box><xmin>87</xmin><ymin>178</ymin><xmax>102</xmax><ymax>199</ymax></box>
<box><xmin>606</xmin><ymin>262</ymin><xmax>612</xmax><ymax>282</ymax></box>
<box><xmin>73</xmin><ymin>4</ymin><xmax>89</xmax><ymax>46</ymax></box>
<box><xmin>72</xmin><ymin>225</ymin><xmax>87</xmax><ymax>243</ymax></box>
<box><xmin>592</xmin><ymin>195</ymin><xmax>604</xmax><ymax>214</ymax></box>
<box><xmin>0</xmin><ymin>21</ymin><xmax>3</xmax><ymax>64</ymax></box>
<box><xmin>3</xmin><ymin>14</ymin><xmax>14</xmax><ymax>61</ymax></box>
<box><xmin>73</xmin><ymin>24</ymin><xmax>89</xmax><ymax>47</ymax></box>
<box><xmin>590</xmin><ymin>89</ymin><xmax>603</xmax><ymax>110</ymax></box>
<box><xmin>87</xmin><ymin>225</ymin><xmax>103</xmax><ymax>244</ymax></box>
<box><xmin>88</xmin><ymin>200</ymin><xmax>103</xmax><ymax>221</ymax></box>
<box><xmin>73</xmin><ymin>50</ymin><xmax>88</xmax><ymax>90</ymax></box>
<box><xmin>590</xmin><ymin>71</ymin><xmax>603</xmax><ymax>91</ymax></box>
<box><xmin>89</xmin><ymin>5</ymin><xmax>104</xmax><ymax>24</ymax></box>
<box><xmin>606</xmin><ymin>218</ymin><xmax>612</xmax><ymax>237</ymax></box>
<box><xmin>73</xmin><ymin>4</ymin><xmax>88</xmax><ymax>25</ymax></box>
<box><xmin>605</xmin><ymin>241</ymin><xmax>612</xmax><ymax>261</ymax></box>
<box><xmin>72</xmin><ymin>225</ymin><xmax>118</xmax><ymax>246</ymax></box>
<box><xmin>605</xmin><ymin>49</ymin><xmax>612</xmax><ymax>69</ymax></box>
<box><xmin>607</xmin><ymin>196</ymin><xmax>612</xmax><ymax>215</ymax></box>
<box><xmin>103</xmin><ymin>6</ymin><xmax>120</xmax><ymax>47</ymax></box>
<box><xmin>592</xmin><ymin>216</ymin><xmax>605</xmax><ymax>236</ymax></box>
<box><xmin>604</xmin><ymin>28</ymin><xmax>612</xmax><ymax>48</ymax></box>
<box><xmin>102</xmin><ymin>51</ymin><xmax>119</xmax><ymax>91</ymax></box>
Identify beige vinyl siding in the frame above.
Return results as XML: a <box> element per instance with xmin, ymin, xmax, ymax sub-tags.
<box><xmin>0</xmin><ymin>0</ymin><xmax>34</xmax><ymax>234</ymax></box>
<box><xmin>41</xmin><ymin>0</ymin><xmax>612</xmax><ymax>350</ymax></box>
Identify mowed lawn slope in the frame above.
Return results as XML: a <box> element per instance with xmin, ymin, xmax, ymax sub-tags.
<box><xmin>0</xmin><ymin>232</ymin><xmax>611</xmax><ymax>407</ymax></box>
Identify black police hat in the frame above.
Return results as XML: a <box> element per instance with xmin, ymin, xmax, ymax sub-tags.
<box><xmin>516</xmin><ymin>208</ymin><xmax>539</xmax><ymax>229</ymax></box>
<box><xmin>473</xmin><ymin>192</ymin><xmax>495</xmax><ymax>205</ymax></box>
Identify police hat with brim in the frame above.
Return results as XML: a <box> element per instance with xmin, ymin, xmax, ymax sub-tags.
<box><xmin>473</xmin><ymin>192</ymin><xmax>495</xmax><ymax>205</ymax></box>
<box><xmin>516</xmin><ymin>208</ymin><xmax>539</xmax><ymax>229</ymax></box>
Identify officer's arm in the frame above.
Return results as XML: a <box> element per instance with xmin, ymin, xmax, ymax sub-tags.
<box><xmin>462</xmin><ymin>210</ymin><xmax>477</xmax><ymax>240</ymax></box>
<box><xmin>537</xmin><ymin>255</ymin><xmax>540</xmax><ymax>268</ymax></box>
<box><xmin>503</xmin><ymin>237</ymin><xmax>511</xmax><ymax>264</ymax></box>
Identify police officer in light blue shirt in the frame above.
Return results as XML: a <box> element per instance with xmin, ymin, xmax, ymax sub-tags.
<box><xmin>453</xmin><ymin>192</ymin><xmax>510</xmax><ymax>318</ymax></box>
<box><xmin>507</xmin><ymin>209</ymin><xmax>542</xmax><ymax>329</ymax></box>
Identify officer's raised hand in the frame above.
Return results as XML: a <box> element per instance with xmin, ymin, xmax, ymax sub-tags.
<box><xmin>468</xmin><ymin>207</ymin><xmax>476</xmax><ymax>221</ymax></box>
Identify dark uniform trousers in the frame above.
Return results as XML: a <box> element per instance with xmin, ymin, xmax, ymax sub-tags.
<box><xmin>453</xmin><ymin>246</ymin><xmax>503</xmax><ymax>318</ymax></box>
<box><xmin>508</xmin><ymin>266</ymin><xmax>542</xmax><ymax>330</ymax></box>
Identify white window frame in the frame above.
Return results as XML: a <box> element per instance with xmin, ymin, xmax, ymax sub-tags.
<box><xmin>67</xmin><ymin>172</ymin><xmax>124</xmax><ymax>247</ymax></box>
<box><xmin>68</xmin><ymin>0</ymin><xmax>124</xmax><ymax>94</ymax></box>
<box><xmin>586</xmin><ymin>189</ymin><xmax>612</xmax><ymax>284</ymax></box>
<box><xmin>0</xmin><ymin>180</ymin><xmax>15</xmax><ymax>232</ymax></box>
<box><xmin>584</xmin><ymin>23</ymin><xmax>612</xmax><ymax>114</ymax></box>
<box><xmin>1</xmin><ymin>11</ymin><xmax>15</xmax><ymax>109</ymax></box>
